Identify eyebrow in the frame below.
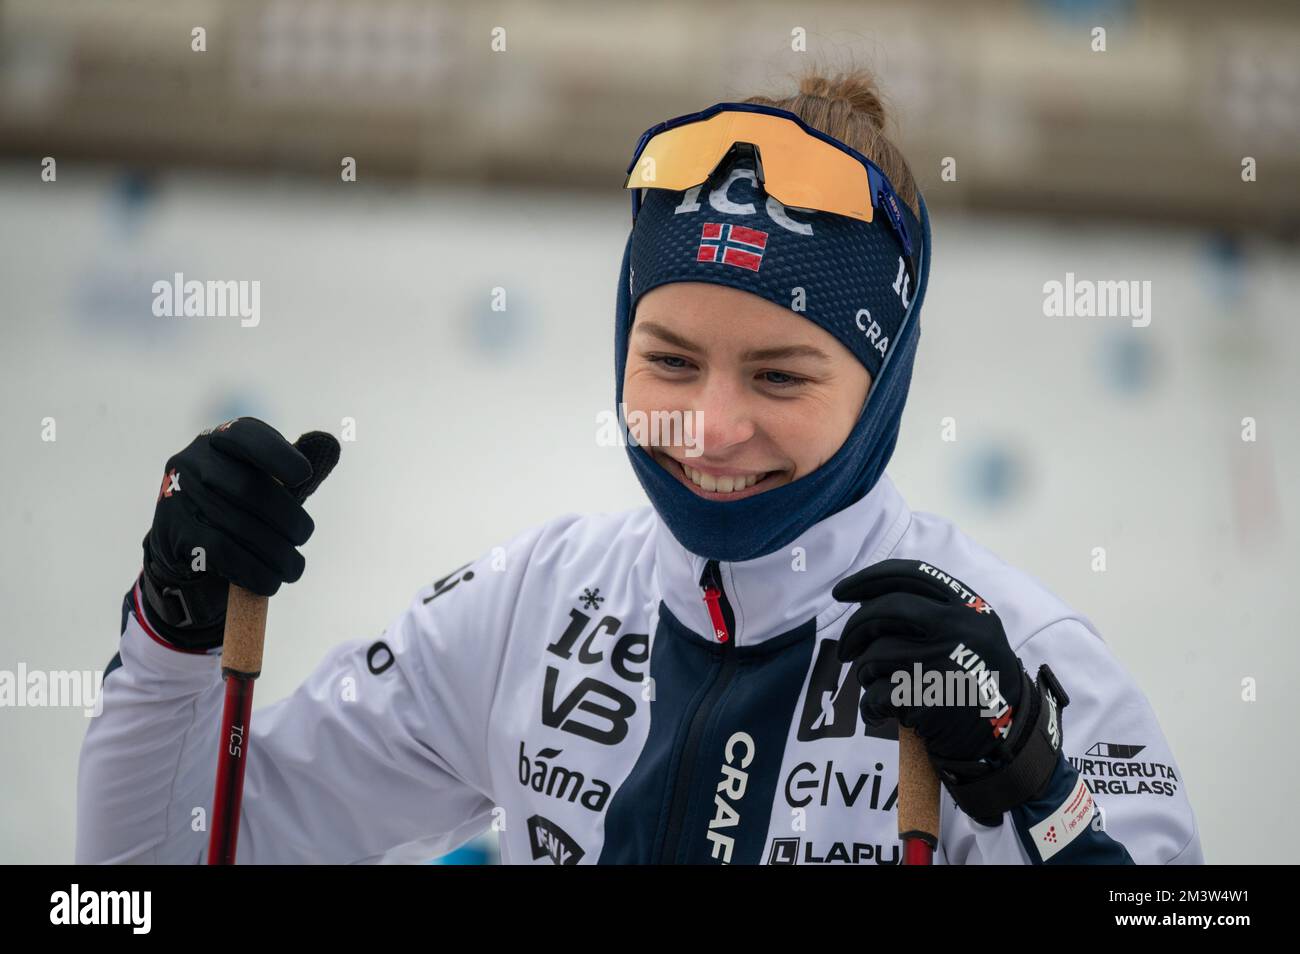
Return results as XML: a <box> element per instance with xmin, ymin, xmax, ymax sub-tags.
<box><xmin>634</xmin><ymin>320</ymin><xmax>833</xmax><ymax>364</ymax></box>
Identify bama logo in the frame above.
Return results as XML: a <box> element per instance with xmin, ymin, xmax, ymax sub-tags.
<box><xmin>517</xmin><ymin>741</ymin><xmax>611</xmax><ymax>812</ymax></box>
<box><xmin>526</xmin><ymin>815</ymin><xmax>584</xmax><ymax>865</ymax></box>
<box><xmin>767</xmin><ymin>837</ymin><xmax>901</xmax><ymax>866</ymax></box>
<box><xmin>796</xmin><ymin>639</ymin><xmax>898</xmax><ymax>742</ymax></box>
<box><xmin>697</xmin><ymin>223</ymin><xmax>768</xmax><ymax>272</ymax></box>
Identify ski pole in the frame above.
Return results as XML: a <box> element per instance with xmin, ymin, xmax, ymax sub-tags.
<box><xmin>207</xmin><ymin>431</ymin><xmax>339</xmax><ymax>864</ymax></box>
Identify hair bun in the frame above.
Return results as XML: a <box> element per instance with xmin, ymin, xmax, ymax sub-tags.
<box><xmin>741</xmin><ymin>63</ymin><xmax>918</xmax><ymax>219</ymax></box>
<box><xmin>798</xmin><ymin>69</ymin><xmax>888</xmax><ymax>133</ymax></box>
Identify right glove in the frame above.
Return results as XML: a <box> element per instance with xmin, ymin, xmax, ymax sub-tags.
<box><xmin>139</xmin><ymin>417</ymin><xmax>337</xmax><ymax>650</ymax></box>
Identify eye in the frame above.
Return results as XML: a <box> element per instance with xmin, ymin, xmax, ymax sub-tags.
<box><xmin>759</xmin><ymin>370</ymin><xmax>808</xmax><ymax>389</ymax></box>
<box><xmin>646</xmin><ymin>354</ymin><xmax>694</xmax><ymax>372</ymax></box>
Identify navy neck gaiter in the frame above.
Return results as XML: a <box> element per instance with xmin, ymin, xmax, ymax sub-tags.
<box><xmin>614</xmin><ymin>157</ymin><xmax>932</xmax><ymax>563</ymax></box>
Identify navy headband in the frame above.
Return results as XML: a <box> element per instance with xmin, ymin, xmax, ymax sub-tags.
<box><xmin>628</xmin><ymin>156</ymin><xmax>921</xmax><ymax>380</ymax></box>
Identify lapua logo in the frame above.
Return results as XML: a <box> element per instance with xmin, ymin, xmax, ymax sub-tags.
<box><xmin>767</xmin><ymin>837</ymin><xmax>901</xmax><ymax>866</ymax></box>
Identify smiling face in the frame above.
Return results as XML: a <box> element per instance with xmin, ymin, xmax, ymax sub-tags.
<box><xmin>623</xmin><ymin>282</ymin><xmax>873</xmax><ymax>501</ymax></box>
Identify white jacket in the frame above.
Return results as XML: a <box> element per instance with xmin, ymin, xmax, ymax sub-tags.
<box><xmin>77</xmin><ymin>473</ymin><xmax>1203</xmax><ymax>864</ymax></box>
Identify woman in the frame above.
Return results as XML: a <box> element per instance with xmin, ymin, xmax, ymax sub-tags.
<box><xmin>77</xmin><ymin>69</ymin><xmax>1202</xmax><ymax>865</ymax></box>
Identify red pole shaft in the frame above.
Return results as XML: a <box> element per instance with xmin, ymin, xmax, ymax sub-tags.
<box><xmin>208</xmin><ymin>672</ymin><xmax>256</xmax><ymax>864</ymax></box>
<box><xmin>902</xmin><ymin>835</ymin><xmax>935</xmax><ymax>865</ymax></box>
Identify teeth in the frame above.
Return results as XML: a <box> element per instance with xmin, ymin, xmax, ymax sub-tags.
<box><xmin>682</xmin><ymin>463</ymin><xmax>764</xmax><ymax>494</ymax></box>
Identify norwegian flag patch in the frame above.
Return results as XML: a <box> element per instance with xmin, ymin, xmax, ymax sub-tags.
<box><xmin>697</xmin><ymin>223</ymin><xmax>768</xmax><ymax>272</ymax></box>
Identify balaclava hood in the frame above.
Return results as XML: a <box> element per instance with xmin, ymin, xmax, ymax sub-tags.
<box><xmin>614</xmin><ymin>154</ymin><xmax>931</xmax><ymax>563</ymax></box>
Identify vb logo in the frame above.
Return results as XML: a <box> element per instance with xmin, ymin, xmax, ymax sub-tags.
<box><xmin>542</xmin><ymin>608</ymin><xmax>649</xmax><ymax>746</ymax></box>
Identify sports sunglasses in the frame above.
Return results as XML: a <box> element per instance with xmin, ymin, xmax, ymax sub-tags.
<box><xmin>624</xmin><ymin>101</ymin><xmax>919</xmax><ymax>273</ymax></box>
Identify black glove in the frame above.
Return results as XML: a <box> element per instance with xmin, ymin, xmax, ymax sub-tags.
<box><xmin>141</xmin><ymin>417</ymin><xmax>339</xmax><ymax>650</ymax></box>
<box><xmin>832</xmin><ymin>559</ymin><xmax>1026</xmax><ymax>765</ymax></box>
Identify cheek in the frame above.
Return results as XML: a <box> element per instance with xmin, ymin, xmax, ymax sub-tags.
<box><xmin>767</xmin><ymin>390</ymin><xmax>862</xmax><ymax>467</ymax></box>
<box><xmin>769</xmin><ymin>405</ymin><xmax>831</xmax><ymax>452</ymax></box>
<box><xmin>622</xmin><ymin>362</ymin><xmax>681</xmax><ymax>415</ymax></box>
<box><xmin>621</xmin><ymin>363</ymin><xmax>648</xmax><ymax>412</ymax></box>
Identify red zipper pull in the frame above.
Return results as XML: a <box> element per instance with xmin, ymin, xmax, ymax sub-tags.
<box><xmin>702</xmin><ymin>586</ymin><xmax>730</xmax><ymax>644</ymax></box>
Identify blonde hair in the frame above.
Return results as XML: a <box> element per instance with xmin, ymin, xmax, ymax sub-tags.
<box><xmin>742</xmin><ymin>66</ymin><xmax>920</xmax><ymax>220</ymax></box>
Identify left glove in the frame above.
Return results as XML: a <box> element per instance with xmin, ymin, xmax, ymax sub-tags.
<box><xmin>141</xmin><ymin>418</ymin><xmax>337</xmax><ymax>651</ymax></box>
<box><xmin>831</xmin><ymin>559</ymin><xmax>1026</xmax><ymax>764</ymax></box>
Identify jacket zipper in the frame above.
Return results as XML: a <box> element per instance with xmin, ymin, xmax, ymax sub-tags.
<box><xmin>658</xmin><ymin>558</ymin><xmax>738</xmax><ymax>863</ymax></box>
<box><xmin>698</xmin><ymin>557</ymin><xmax>736</xmax><ymax>645</ymax></box>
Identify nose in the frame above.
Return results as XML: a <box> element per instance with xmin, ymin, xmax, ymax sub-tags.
<box><xmin>691</xmin><ymin>372</ymin><xmax>757</xmax><ymax>458</ymax></box>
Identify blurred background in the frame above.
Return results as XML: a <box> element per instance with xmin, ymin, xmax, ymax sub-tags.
<box><xmin>1</xmin><ymin>0</ymin><xmax>1297</xmax><ymax>864</ymax></box>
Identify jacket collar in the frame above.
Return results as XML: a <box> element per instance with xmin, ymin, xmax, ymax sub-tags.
<box><xmin>652</xmin><ymin>473</ymin><xmax>912</xmax><ymax>647</ymax></box>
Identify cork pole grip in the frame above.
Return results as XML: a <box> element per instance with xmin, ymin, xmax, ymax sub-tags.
<box><xmin>897</xmin><ymin>725</ymin><xmax>941</xmax><ymax>844</ymax></box>
<box><xmin>222</xmin><ymin>584</ymin><xmax>268</xmax><ymax>677</ymax></box>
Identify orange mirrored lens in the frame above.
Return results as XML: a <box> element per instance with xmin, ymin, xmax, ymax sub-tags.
<box><xmin>625</xmin><ymin>111</ymin><xmax>874</xmax><ymax>222</ymax></box>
